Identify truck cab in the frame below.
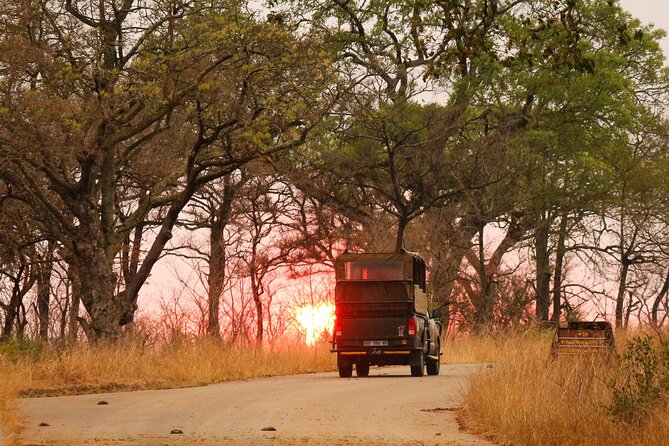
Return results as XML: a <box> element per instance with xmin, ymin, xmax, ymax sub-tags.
<box><xmin>331</xmin><ymin>250</ymin><xmax>442</xmax><ymax>377</ymax></box>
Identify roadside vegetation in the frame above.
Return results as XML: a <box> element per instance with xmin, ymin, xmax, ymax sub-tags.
<box><xmin>0</xmin><ymin>338</ymin><xmax>336</xmax><ymax>446</ymax></box>
<box><xmin>461</xmin><ymin>330</ymin><xmax>669</xmax><ymax>446</ymax></box>
<box><xmin>5</xmin><ymin>331</ymin><xmax>669</xmax><ymax>446</ymax></box>
<box><xmin>2</xmin><ymin>0</ymin><xmax>669</xmax><ymax>445</ymax></box>
<box><xmin>443</xmin><ymin>330</ymin><xmax>554</xmax><ymax>364</ymax></box>
<box><xmin>0</xmin><ymin>372</ymin><xmax>20</xmax><ymax>446</ymax></box>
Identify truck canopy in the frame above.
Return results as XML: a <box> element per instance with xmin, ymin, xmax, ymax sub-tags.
<box><xmin>334</xmin><ymin>251</ymin><xmax>428</xmax><ymax>315</ymax></box>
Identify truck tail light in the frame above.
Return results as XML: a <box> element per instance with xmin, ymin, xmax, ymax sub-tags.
<box><xmin>334</xmin><ymin>319</ymin><xmax>342</xmax><ymax>337</ymax></box>
<box><xmin>408</xmin><ymin>317</ymin><xmax>416</xmax><ymax>337</ymax></box>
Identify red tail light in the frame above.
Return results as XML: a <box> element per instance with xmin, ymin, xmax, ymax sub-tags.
<box><xmin>334</xmin><ymin>319</ymin><xmax>342</xmax><ymax>337</ymax></box>
<box><xmin>408</xmin><ymin>317</ymin><xmax>416</xmax><ymax>337</ymax></box>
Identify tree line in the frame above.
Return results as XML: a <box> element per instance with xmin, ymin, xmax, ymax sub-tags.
<box><xmin>1</xmin><ymin>0</ymin><xmax>668</xmax><ymax>342</ymax></box>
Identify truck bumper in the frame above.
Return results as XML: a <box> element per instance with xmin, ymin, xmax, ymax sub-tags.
<box><xmin>333</xmin><ymin>348</ymin><xmax>423</xmax><ymax>367</ymax></box>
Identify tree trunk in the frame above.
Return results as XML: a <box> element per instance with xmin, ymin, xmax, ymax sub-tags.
<box><xmin>551</xmin><ymin>213</ymin><xmax>568</xmax><ymax>323</ymax></box>
<box><xmin>59</xmin><ymin>288</ymin><xmax>69</xmax><ymax>340</ymax></box>
<box><xmin>651</xmin><ymin>271</ymin><xmax>669</xmax><ymax>326</ymax></box>
<box><xmin>207</xmin><ymin>175</ymin><xmax>235</xmax><ymax>339</ymax></box>
<box><xmin>36</xmin><ymin>272</ymin><xmax>51</xmax><ymax>340</ymax></box>
<box><xmin>208</xmin><ymin>222</ymin><xmax>225</xmax><ymax>340</ymax></box>
<box><xmin>473</xmin><ymin>224</ymin><xmax>494</xmax><ymax>332</ymax></box>
<box><xmin>251</xmin><ymin>276</ymin><xmax>263</xmax><ymax>344</ymax></box>
<box><xmin>16</xmin><ymin>301</ymin><xmax>28</xmax><ymax>338</ymax></box>
<box><xmin>615</xmin><ymin>259</ymin><xmax>630</xmax><ymax>329</ymax></box>
<box><xmin>36</xmin><ymin>241</ymin><xmax>56</xmax><ymax>340</ymax></box>
<box><xmin>624</xmin><ymin>292</ymin><xmax>636</xmax><ymax>327</ymax></box>
<box><xmin>1</xmin><ymin>266</ymin><xmax>24</xmax><ymax>340</ymax></box>
<box><xmin>68</xmin><ymin>163</ymin><xmax>201</xmax><ymax>341</ymax></box>
<box><xmin>66</xmin><ymin>265</ymin><xmax>80</xmax><ymax>341</ymax></box>
<box><xmin>69</xmin><ymin>242</ymin><xmax>134</xmax><ymax>341</ymax></box>
<box><xmin>395</xmin><ymin>216</ymin><xmax>408</xmax><ymax>252</ymax></box>
<box><xmin>425</xmin><ymin>212</ymin><xmax>478</xmax><ymax>334</ymax></box>
<box><xmin>430</xmin><ymin>248</ymin><xmax>467</xmax><ymax>333</ymax></box>
<box><xmin>535</xmin><ymin>219</ymin><xmax>551</xmax><ymax>322</ymax></box>
<box><xmin>1</xmin><ymin>264</ymin><xmax>35</xmax><ymax>340</ymax></box>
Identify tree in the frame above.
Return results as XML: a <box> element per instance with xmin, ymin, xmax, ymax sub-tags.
<box><xmin>488</xmin><ymin>0</ymin><xmax>669</xmax><ymax>322</ymax></box>
<box><xmin>322</xmin><ymin>102</ymin><xmax>481</xmax><ymax>251</ymax></box>
<box><xmin>0</xmin><ymin>0</ymin><xmax>336</xmax><ymax>340</ymax></box>
<box><xmin>279</xmin><ymin>0</ymin><xmax>525</xmax><ymax>251</ymax></box>
<box><xmin>594</xmin><ymin>131</ymin><xmax>669</xmax><ymax>328</ymax></box>
<box><xmin>178</xmin><ymin>172</ymin><xmax>246</xmax><ymax>340</ymax></box>
<box><xmin>0</xmin><ymin>185</ymin><xmax>44</xmax><ymax>339</ymax></box>
<box><xmin>232</xmin><ymin>173</ymin><xmax>294</xmax><ymax>343</ymax></box>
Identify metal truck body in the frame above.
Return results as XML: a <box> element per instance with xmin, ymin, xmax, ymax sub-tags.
<box><xmin>331</xmin><ymin>251</ymin><xmax>442</xmax><ymax>377</ymax></box>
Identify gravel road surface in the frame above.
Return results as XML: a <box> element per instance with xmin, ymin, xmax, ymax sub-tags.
<box><xmin>21</xmin><ymin>364</ymin><xmax>493</xmax><ymax>446</ymax></box>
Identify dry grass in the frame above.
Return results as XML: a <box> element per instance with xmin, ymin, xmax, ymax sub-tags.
<box><xmin>0</xmin><ymin>373</ymin><xmax>21</xmax><ymax>446</ymax></box>
<box><xmin>460</xmin><ymin>330</ymin><xmax>669</xmax><ymax>446</ymax></box>
<box><xmin>7</xmin><ymin>330</ymin><xmax>669</xmax><ymax>446</ymax></box>
<box><xmin>443</xmin><ymin>329</ymin><xmax>553</xmax><ymax>364</ymax></box>
<box><xmin>19</xmin><ymin>340</ymin><xmax>336</xmax><ymax>394</ymax></box>
<box><xmin>0</xmin><ymin>338</ymin><xmax>336</xmax><ymax>445</ymax></box>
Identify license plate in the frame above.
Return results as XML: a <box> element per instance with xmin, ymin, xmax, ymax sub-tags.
<box><xmin>363</xmin><ymin>340</ymin><xmax>388</xmax><ymax>347</ymax></box>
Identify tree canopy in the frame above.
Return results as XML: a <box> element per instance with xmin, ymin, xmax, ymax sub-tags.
<box><xmin>1</xmin><ymin>0</ymin><xmax>669</xmax><ymax>341</ymax></box>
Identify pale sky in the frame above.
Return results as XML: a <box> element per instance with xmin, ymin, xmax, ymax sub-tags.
<box><xmin>619</xmin><ymin>0</ymin><xmax>669</xmax><ymax>60</ymax></box>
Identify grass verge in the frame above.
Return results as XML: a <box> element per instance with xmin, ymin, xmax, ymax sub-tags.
<box><xmin>442</xmin><ymin>329</ymin><xmax>553</xmax><ymax>364</ymax></box>
<box><xmin>0</xmin><ymin>376</ymin><xmax>20</xmax><ymax>446</ymax></box>
<box><xmin>460</xmin><ymin>330</ymin><xmax>669</xmax><ymax>446</ymax></box>
<box><xmin>0</xmin><ymin>339</ymin><xmax>336</xmax><ymax>445</ymax></box>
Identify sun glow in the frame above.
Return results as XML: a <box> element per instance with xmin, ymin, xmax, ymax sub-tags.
<box><xmin>294</xmin><ymin>303</ymin><xmax>336</xmax><ymax>346</ymax></box>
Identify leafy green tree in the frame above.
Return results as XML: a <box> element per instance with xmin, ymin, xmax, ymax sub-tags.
<box><xmin>0</xmin><ymin>0</ymin><xmax>336</xmax><ymax>340</ymax></box>
<box><xmin>483</xmin><ymin>0</ymin><xmax>669</xmax><ymax>322</ymax></box>
<box><xmin>594</xmin><ymin>126</ymin><xmax>669</xmax><ymax>328</ymax></box>
<box><xmin>278</xmin><ymin>0</ymin><xmax>524</xmax><ymax>254</ymax></box>
<box><xmin>304</xmin><ymin>0</ymin><xmax>669</xmax><ymax>331</ymax></box>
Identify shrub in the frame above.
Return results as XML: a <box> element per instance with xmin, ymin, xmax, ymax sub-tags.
<box><xmin>0</xmin><ymin>338</ymin><xmax>43</xmax><ymax>362</ymax></box>
<box><xmin>607</xmin><ymin>335</ymin><xmax>669</xmax><ymax>424</ymax></box>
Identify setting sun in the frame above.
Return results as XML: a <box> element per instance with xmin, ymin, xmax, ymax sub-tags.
<box><xmin>294</xmin><ymin>303</ymin><xmax>336</xmax><ymax>346</ymax></box>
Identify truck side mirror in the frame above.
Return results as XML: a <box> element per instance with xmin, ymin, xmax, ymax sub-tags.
<box><xmin>432</xmin><ymin>309</ymin><xmax>443</xmax><ymax>318</ymax></box>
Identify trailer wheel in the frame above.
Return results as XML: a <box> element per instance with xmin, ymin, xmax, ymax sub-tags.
<box><xmin>338</xmin><ymin>364</ymin><xmax>353</xmax><ymax>378</ymax></box>
<box><xmin>356</xmin><ymin>361</ymin><xmax>370</xmax><ymax>377</ymax></box>
<box><xmin>426</xmin><ymin>340</ymin><xmax>440</xmax><ymax>376</ymax></box>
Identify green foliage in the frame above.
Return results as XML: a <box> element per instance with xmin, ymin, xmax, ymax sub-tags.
<box><xmin>608</xmin><ymin>336</ymin><xmax>669</xmax><ymax>424</ymax></box>
<box><xmin>0</xmin><ymin>338</ymin><xmax>43</xmax><ymax>362</ymax></box>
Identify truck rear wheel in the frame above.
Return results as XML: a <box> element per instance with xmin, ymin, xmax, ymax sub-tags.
<box><xmin>426</xmin><ymin>341</ymin><xmax>440</xmax><ymax>376</ymax></box>
<box><xmin>356</xmin><ymin>361</ymin><xmax>370</xmax><ymax>377</ymax></box>
<box><xmin>410</xmin><ymin>350</ymin><xmax>425</xmax><ymax>377</ymax></box>
<box><xmin>338</xmin><ymin>364</ymin><xmax>353</xmax><ymax>378</ymax></box>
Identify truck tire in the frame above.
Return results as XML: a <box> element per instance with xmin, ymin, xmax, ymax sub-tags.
<box><xmin>338</xmin><ymin>364</ymin><xmax>353</xmax><ymax>378</ymax></box>
<box><xmin>356</xmin><ymin>361</ymin><xmax>370</xmax><ymax>377</ymax></box>
<box><xmin>410</xmin><ymin>349</ymin><xmax>425</xmax><ymax>377</ymax></box>
<box><xmin>426</xmin><ymin>341</ymin><xmax>440</xmax><ymax>376</ymax></box>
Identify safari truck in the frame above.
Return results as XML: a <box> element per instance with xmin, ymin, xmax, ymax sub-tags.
<box><xmin>331</xmin><ymin>250</ymin><xmax>443</xmax><ymax>377</ymax></box>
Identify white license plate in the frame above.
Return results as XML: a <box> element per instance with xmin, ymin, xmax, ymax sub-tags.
<box><xmin>363</xmin><ymin>340</ymin><xmax>388</xmax><ymax>347</ymax></box>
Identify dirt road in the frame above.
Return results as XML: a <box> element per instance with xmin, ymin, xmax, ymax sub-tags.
<box><xmin>21</xmin><ymin>364</ymin><xmax>493</xmax><ymax>446</ymax></box>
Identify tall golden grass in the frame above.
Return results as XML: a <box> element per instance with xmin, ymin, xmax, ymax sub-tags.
<box><xmin>460</xmin><ymin>330</ymin><xmax>669</xmax><ymax>446</ymax></box>
<box><xmin>0</xmin><ymin>338</ymin><xmax>336</xmax><ymax>445</ymax></box>
<box><xmin>443</xmin><ymin>329</ymin><xmax>554</xmax><ymax>364</ymax></box>
<box><xmin>0</xmin><ymin>374</ymin><xmax>20</xmax><ymax>446</ymax></box>
<box><xmin>6</xmin><ymin>330</ymin><xmax>669</xmax><ymax>446</ymax></box>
